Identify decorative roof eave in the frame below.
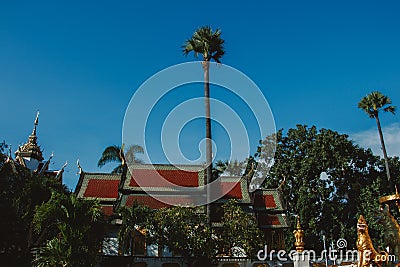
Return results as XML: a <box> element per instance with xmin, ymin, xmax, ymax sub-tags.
<box><xmin>38</xmin><ymin>153</ymin><xmax>54</xmax><ymax>175</ymax></box>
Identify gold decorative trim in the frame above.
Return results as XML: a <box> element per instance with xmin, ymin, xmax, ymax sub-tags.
<box><xmin>379</xmin><ymin>194</ymin><xmax>400</xmax><ymax>204</ymax></box>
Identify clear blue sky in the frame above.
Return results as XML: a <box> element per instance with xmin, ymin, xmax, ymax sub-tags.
<box><xmin>1</xmin><ymin>0</ymin><xmax>399</xmax><ymax>190</ymax></box>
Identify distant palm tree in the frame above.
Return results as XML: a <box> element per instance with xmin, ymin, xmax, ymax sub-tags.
<box><xmin>358</xmin><ymin>91</ymin><xmax>396</xmax><ymax>186</ymax></box>
<box><xmin>183</xmin><ymin>26</ymin><xmax>225</xmax><ymax>222</ymax></box>
<box><xmin>97</xmin><ymin>144</ymin><xmax>144</xmax><ymax>173</ymax></box>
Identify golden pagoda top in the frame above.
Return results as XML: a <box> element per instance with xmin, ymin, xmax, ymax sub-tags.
<box><xmin>15</xmin><ymin>111</ymin><xmax>44</xmax><ymax>169</ymax></box>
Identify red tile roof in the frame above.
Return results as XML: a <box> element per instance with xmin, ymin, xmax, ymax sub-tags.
<box><xmin>253</xmin><ymin>193</ymin><xmax>277</xmax><ymax>209</ymax></box>
<box><xmin>83</xmin><ymin>179</ymin><xmax>119</xmax><ymax>199</ymax></box>
<box><xmin>129</xmin><ymin>169</ymin><xmax>199</xmax><ymax>188</ymax></box>
<box><xmin>221</xmin><ymin>182</ymin><xmax>243</xmax><ymax>199</ymax></box>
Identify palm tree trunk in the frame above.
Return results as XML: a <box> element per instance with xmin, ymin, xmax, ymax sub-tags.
<box><xmin>375</xmin><ymin>114</ymin><xmax>392</xmax><ymax>187</ymax></box>
<box><xmin>203</xmin><ymin>61</ymin><xmax>213</xmax><ymax>222</ymax></box>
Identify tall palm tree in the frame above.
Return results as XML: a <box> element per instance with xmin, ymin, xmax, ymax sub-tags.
<box><xmin>97</xmin><ymin>144</ymin><xmax>144</xmax><ymax>173</ymax></box>
<box><xmin>183</xmin><ymin>26</ymin><xmax>225</xmax><ymax>219</ymax></box>
<box><xmin>358</xmin><ymin>91</ymin><xmax>396</xmax><ymax>188</ymax></box>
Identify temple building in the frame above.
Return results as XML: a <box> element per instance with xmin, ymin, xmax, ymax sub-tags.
<box><xmin>75</xmin><ymin>161</ymin><xmax>289</xmax><ymax>265</ymax></box>
<box><xmin>13</xmin><ymin>112</ymin><xmax>66</xmax><ymax>180</ymax></box>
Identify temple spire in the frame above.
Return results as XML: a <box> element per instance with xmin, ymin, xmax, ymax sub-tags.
<box><xmin>15</xmin><ymin>111</ymin><xmax>44</xmax><ymax>169</ymax></box>
<box><xmin>32</xmin><ymin>111</ymin><xmax>39</xmax><ymax>136</ymax></box>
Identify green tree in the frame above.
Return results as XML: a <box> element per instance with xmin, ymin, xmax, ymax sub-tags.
<box><xmin>33</xmin><ymin>192</ymin><xmax>104</xmax><ymax>267</ymax></box>
<box><xmin>218</xmin><ymin>200</ymin><xmax>264</xmax><ymax>258</ymax></box>
<box><xmin>118</xmin><ymin>202</ymin><xmax>151</xmax><ymax>256</ymax></box>
<box><xmin>213</xmin><ymin>160</ymin><xmax>246</xmax><ymax>178</ymax></box>
<box><xmin>97</xmin><ymin>144</ymin><xmax>144</xmax><ymax>173</ymax></box>
<box><xmin>148</xmin><ymin>206</ymin><xmax>214</xmax><ymax>267</ymax></box>
<box><xmin>358</xmin><ymin>91</ymin><xmax>396</xmax><ymax>190</ymax></box>
<box><xmin>0</xmin><ymin>152</ymin><xmax>67</xmax><ymax>266</ymax></box>
<box><xmin>147</xmin><ymin>201</ymin><xmax>262</xmax><ymax>266</ymax></box>
<box><xmin>183</xmin><ymin>27</ymin><xmax>225</xmax><ymax>220</ymax></box>
<box><xmin>256</xmin><ymin>125</ymin><xmax>386</xmax><ymax>250</ymax></box>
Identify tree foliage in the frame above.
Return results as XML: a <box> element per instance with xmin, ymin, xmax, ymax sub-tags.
<box><xmin>358</xmin><ymin>91</ymin><xmax>396</xmax><ymax>118</ymax></box>
<box><xmin>147</xmin><ymin>205</ymin><xmax>214</xmax><ymax>266</ymax></box>
<box><xmin>0</xmin><ymin>152</ymin><xmax>67</xmax><ymax>266</ymax></box>
<box><xmin>146</xmin><ymin>200</ymin><xmax>262</xmax><ymax>266</ymax></box>
<box><xmin>98</xmin><ymin>144</ymin><xmax>144</xmax><ymax>173</ymax></box>
<box><xmin>118</xmin><ymin>202</ymin><xmax>151</xmax><ymax>255</ymax></box>
<box><xmin>33</xmin><ymin>192</ymin><xmax>104</xmax><ymax>267</ymax></box>
<box><xmin>218</xmin><ymin>200</ymin><xmax>264</xmax><ymax>258</ymax></box>
<box><xmin>213</xmin><ymin>160</ymin><xmax>246</xmax><ymax>177</ymax></box>
<box><xmin>182</xmin><ymin>26</ymin><xmax>225</xmax><ymax>63</ymax></box>
<box><xmin>255</xmin><ymin>125</ymin><xmax>399</xmax><ymax>250</ymax></box>
<box><xmin>0</xmin><ymin>147</ymin><xmax>104</xmax><ymax>267</ymax></box>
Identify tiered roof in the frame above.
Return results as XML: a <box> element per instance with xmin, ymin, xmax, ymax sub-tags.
<box><xmin>75</xmin><ymin>172</ymin><xmax>120</xmax><ymax>216</ymax></box>
<box><xmin>252</xmin><ymin>189</ymin><xmax>289</xmax><ymax>229</ymax></box>
<box><xmin>74</xmin><ymin>163</ymin><xmax>289</xmax><ymax>230</ymax></box>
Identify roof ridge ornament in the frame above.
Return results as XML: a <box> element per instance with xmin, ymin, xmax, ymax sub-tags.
<box><xmin>32</xmin><ymin>110</ymin><xmax>39</xmax><ymax>136</ymax></box>
<box><xmin>77</xmin><ymin>159</ymin><xmax>83</xmax><ymax>174</ymax></box>
<box><xmin>56</xmin><ymin>161</ymin><xmax>68</xmax><ymax>180</ymax></box>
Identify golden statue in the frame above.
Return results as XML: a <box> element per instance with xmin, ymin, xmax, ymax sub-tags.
<box><xmin>293</xmin><ymin>216</ymin><xmax>305</xmax><ymax>253</ymax></box>
<box><xmin>356</xmin><ymin>215</ymin><xmax>388</xmax><ymax>267</ymax></box>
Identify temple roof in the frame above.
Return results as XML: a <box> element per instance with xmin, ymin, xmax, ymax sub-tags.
<box><xmin>74</xmin><ymin>164</ymin><xmax>289</xmax><ymax>229</ymax></box>
<box><xmin>122</xmin><ymin>164</ymin><xmax>205</xmax><ymax>192</ymax></box>
<box><xmin>252</xmin><ymin>189</ymin><xmax>286</xmax><ymax>212</ymax></box>
<box><xmin>15</xmin><ymin>112</ymin><xmax>44</xmax><ymax>166</ymax></box>
<box><xmin>75</xmin><ymin>172</ymin><xmax>120</xmax><ymax>201</ymax></box>
<box><xmin>12</xmin><ymin>112</ymin><xmax>65</xmax><ymax>181</ymax></box>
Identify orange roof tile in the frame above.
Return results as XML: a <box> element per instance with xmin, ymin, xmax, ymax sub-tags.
<box><xmin>83</xmin><ymin>179</ymin><xmax>119</xmax><ymax>199</ymax></box>
<box><xmin>221</xmin><ymin>182</ymin><xmax>243</xmax><ymax>199</ymax></box>
<box><xmin>253</xmin><ymin>193</ymin><xmax>277</xmax><ymax>209</ymax></box>
<box><xmin>129</xmin><ymin>169</ymin><xmax>199</xmax><ymax>188</ymax></box>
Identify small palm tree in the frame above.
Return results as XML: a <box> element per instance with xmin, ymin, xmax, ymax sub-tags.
<box><xmin>183</xmin><ymin>26</ymin><xmax>224</xmax><ymax>221</ymax></box>
<box><xmin>33</xmin><ymin>192</ymin><xmax>104</xmax><ymax>267</ymax></box>
<box><xmin>98</xmin><ymin>144</ymin><xmax>144</xmax><ymax>173</ymax></box>
<box><xmin>358</xmin><ymin>91</ymin><xmax>396</xmax><ymax>186</ymax></box>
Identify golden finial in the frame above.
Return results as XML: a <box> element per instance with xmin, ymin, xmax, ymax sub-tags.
<box><xmin>293</xmin><ymin>216</ymin><xmax>305</xmax><ymax>252</ymax></box>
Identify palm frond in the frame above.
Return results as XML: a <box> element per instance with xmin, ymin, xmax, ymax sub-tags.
<box><xmin>97</xmin><ymin>145</ymin><xmax>122</xmax><ymax>167</ymax></box>
<box><xmin>125</xmin><ymin>145</ymin><xmax>144</xmax><ymax>165</ymax></box>
<box><xmin>383</xmin><ymin>105</ymin><xmax>396</xmax><ymax>114</ymax></box>
<box><xmin>182</xmin><ymin>26</ymin><xmax>225</xmax><ymax>62</ymax></box>
<box><xmin>358</xmin><ymin>91</ymin><xmax>396</xmax><ymax>118</ymax></box>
